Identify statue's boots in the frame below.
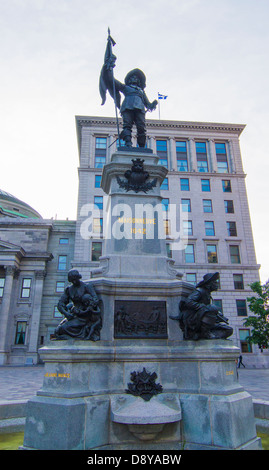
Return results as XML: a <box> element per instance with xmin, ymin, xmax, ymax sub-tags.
<box><xmin>120</xmin><ymin>129</ymin><xmax>132</xmax><ymax>147</ymax></box>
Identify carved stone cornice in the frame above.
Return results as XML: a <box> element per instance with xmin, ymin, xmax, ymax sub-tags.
<box><xmin>5</xmin><ymin>265</ymin><xmax>17</xmax><ymax>276</ymax></box>
<box><xmin>34</xmin><ymin>270</ymin><xmax>47</xmax><ymax>280</ymax></box>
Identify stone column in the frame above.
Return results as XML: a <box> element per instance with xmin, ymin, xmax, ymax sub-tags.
<box><xmin>227</xmin><ymin>139</ymin><xmax>235</xmax><ymax>173</ymax></box>
<box><xmin>169</xmin><ymin>138</ymin><xmax>177</xmax><ymax>171</ymax></box>
<box><xmin>187</xmin><ymin>138</ymin><xmax>197</xmax><ymax>172</ymax></box>
<box><xmin>80</xmin><ymin>127</ymin><xmax>92</xmax><ymax>168</ymax></box>
<box><xmin>27</xmin><ymin>270</ymin><xmax>46</xmax><ymax>363</ymax></box>
<box><xmin>107</xmin><ymin>134</ymin><xmax>115</xmax><ymax>160</ymax></box>
<box><xmin>149</xmin><ymin>136</ymin><xmax>156</xmax><ymax>154</ymax></box>
<box><xmin>208</xmin><ymin>139</ymin><xmax>217</xmax><ymax>172</ymax></box>
<box><xmin>88</xmin><ymin>132</ymin><xmax>94</xmax><ymax>168</ymax></box>
<box><xmin>0</xmin><ymin>265</ymin><xmax>17</xmax><ymax>365</ymax></box>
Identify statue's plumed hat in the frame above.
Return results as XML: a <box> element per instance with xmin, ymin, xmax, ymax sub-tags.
<box><xmin>124</xmin><ymin>68</ymin><xmax>146</xmax><ymax>89</ymax></box>
<box><xmin>196</xmin><ymin>272</ymin><xmax>219</xmax><ymax>288</ymax></box>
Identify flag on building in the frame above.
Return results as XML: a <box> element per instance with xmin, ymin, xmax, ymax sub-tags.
<box><xmin>158</xmin><ymin>93</ymin><xmax>168</xmax><ymax>100</ymax></box>
<box><xmin>157</xmin><ymin>93</ymin><xmax>168</xmax><ymax>119</ymax></box>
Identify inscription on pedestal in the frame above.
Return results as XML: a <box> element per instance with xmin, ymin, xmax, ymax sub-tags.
<box><xmin>114</xmin><ymin>300</ymin><xmax>167</xmax><ymax>338</ymax></box>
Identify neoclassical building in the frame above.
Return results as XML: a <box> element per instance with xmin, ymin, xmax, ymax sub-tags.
<box><xmin>0</xmin><ymin>116</ymin><xmax>267</xmax><ymax>367</ymax></box>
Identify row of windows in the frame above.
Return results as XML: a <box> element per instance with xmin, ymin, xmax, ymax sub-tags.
<box><xmin>163</xmin><ymin>198</ymin><xmax>234</xmax><ymax>214</ymax></box>
<box><xmin>44</xmin><ymin>267</ymin><xmax>247</xmax><ymax>292</ymax></box>
<box><xmin>171</xmin><ymin>220</ymin><xmax>238</xmax><ymax>237</ymax></box>
<box><xmin>75</xmin><ymin>215</ymin><xmax>237</xmax><ymax>239</ymax></box>
<box><xmin>1</xmin><ymin>271</ymin><xmax>241</xmax><ymax>298</ymax></box>
<box><xmin>88</xmin><ymin>241</ymin><xmax>241</xmax><ymax>265</ymax></box>
<box><xmin>157</xmin><ymin>139</ymin><xmax>229</xmax><ymax>173</ymax></box>
<box><xmin>211</xmin><ymin>298</ymin><xmax>248</xmax><ymax>316</ymax></box>
<box><xmin>0</xmin><ymin>261</ymin><xmax>69</xmax><ymax>301</ymax></box>
<box><xmin>0</xmin><ymin>246</ymin><xmax>243</xmax><ymax>303</ymax></box>
<box><xmin>89</xmin><ymin>218</ymin><xmax>239</xmax><ymax>252</ymax></box>
<box><xmin>161</xmin><ymin>177</ymin><xmax>232</xmax><ymax>192</ymax></box>
<box><xmin>32</xmin><ymin>272</ymin><xmax>244</xmax><ymax>299</ymax></box>
<box><xmin>94</xmin><ymin>137</ymin><xmax>231</xmax><ymax>173</ymax></box>
<box><xmin>94</xmin><ymin>193</ymin><xmax>234</xmax><ymax>222</ymax></box>
<box><xmin>95</xmin><ymin>174</ymin><xmax>233</xmax><ymax>194</ymax></box>
<box><xmin>0</xmin><ymin>247</ymin><xmax>241</xmax><ymax>295</ymax></box>
<box><xmin>185</xmin><ymin>272</ymin><xmax>245</xmax><ymax>290</ymax></box>
<box><xmin>183</xmin><ymin>243</ymin><xmax>241</xmax><ymax>264</ymax></box>
<box><xmin>94</xmin><ymin>195</ymin><xmax>234</xmax><ymax>215</ymax></box>
<box><xmin>0</xmin><ymin>278</ymin><xmax>33</xmax><ymax>300</ymax></box>
<box><xmin>0</xmin><ymin>250</ymin><xmax>70</xmax><ymax>299</ymax></box>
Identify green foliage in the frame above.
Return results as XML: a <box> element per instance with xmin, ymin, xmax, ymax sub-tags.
<box><xmin>244</xmin><ymin>281</ymin><xmax>269</xmax><ymax>351</ymax></box>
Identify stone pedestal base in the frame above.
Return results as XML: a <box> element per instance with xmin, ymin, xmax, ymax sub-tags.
<box><xmin>22</xmin><ymin>340</ymin><xmax>261</xmax><ymax>450</ymax></box>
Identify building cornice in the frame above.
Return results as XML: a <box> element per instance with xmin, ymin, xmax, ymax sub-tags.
<box><xmin>0</xmin><ymin>218</ymin><xmax>53</xmax><ymax>230</ymax></box>
<box><xmin>75</xmin><ymin>115</ymin><xmax>246</xmax><ymax>154</ymax></box>
<box><xmin>146</xmin><ymin>119</ymin><xmax>246</xmax><ymax>135</ymax></box>
<box><xmin>25</xmin><ymin>252</ymin><xmax>54</xmax><ymax>262</ymax></box>
<box><xmin>75</xmin><ymin>115</ymin><xmax>246</xmax><ymax>134</ymax></box>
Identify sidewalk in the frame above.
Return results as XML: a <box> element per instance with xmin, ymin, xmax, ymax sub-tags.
<box><xmin>0</xmin><ymin>365</ymin><xmax>268</xmax><ymax>403</ymax></box>
<box><xmin>237</xmin><ymin>368</ymin><xmax>269</xmax><ymax>401</ymax></box>
<box><xmin>0</xmin><ymin>365</ymin><xmax>44</xmax><ymax>403</ymax></box>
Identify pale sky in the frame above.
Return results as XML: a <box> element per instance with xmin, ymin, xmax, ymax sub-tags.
<box><xmin>0</xmin><ymin>0</ymin><xmax>268</xmax><ymax>282</ymax></box>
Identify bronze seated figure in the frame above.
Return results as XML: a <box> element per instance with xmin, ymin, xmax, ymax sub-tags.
<box><xmin>170</xmin><ymin>272</ymin><xmax>233</xmax><ymax>340</ymax></box>
<box><xmin>54</xmin><ymin>269</ymin><xmax>102</xmax><ymax>341</ymax></box>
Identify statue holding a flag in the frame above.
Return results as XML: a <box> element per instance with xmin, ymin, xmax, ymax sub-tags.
<box><xmin>99</xmin><ymin>29</ymin><xmax>158</xmax><ymax>148</ymax></box>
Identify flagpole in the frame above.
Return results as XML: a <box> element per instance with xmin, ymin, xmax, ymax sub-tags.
<box><xmin>107</xmin><ymin>28</ymin><xmax>121</xmax><ymax>147</ymax></box>
<box><xmin>112</xmin><ymin>68</ymin><xmax>121</xmax><ymax>147</ymax></box>
<box><xmin>157</xmin><ymin>93</ymin><xmax>168</xmax><ymax>120</ymax></box>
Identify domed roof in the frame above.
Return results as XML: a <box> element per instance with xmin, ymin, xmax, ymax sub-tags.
<box><xmin>0</xmin><ymin>189</ymin><xmax>42</xmax><ymax>219</ymax></box>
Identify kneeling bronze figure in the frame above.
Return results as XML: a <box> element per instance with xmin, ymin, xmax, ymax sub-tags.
<box><xmin>54</xmin><ymin>269</ymin><xmax>102</xmax><ymax>341</ymax></box>
<box><xmin>170</xmin><ymin>272</ymin><xmax>233</xmax><ymax>340</ymax></box>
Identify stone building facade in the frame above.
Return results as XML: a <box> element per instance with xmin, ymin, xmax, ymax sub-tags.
<box><xmin>0</xmin><ymin>116</ymin><xmax>267</xmax><ymax>367</ymax></box>
<box><xmin>0</xmin><ymin>218</ymin><xmax>75</xmax><ymax>365</ymax></box>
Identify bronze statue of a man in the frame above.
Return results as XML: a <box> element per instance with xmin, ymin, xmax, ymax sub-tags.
<box><xmin>99</xmin><ymin>31</ymin><xmax>157</xmax><ymax>148</ymax></box>
<box><xmin>115</xmin><ymin>68</ymin><xmax>157</xmax><ymax>147</ymax></box>
<box><xmin>170</xmin><ymin>272</ymin><xmax>233</xmax><ymax>340</ymax></box>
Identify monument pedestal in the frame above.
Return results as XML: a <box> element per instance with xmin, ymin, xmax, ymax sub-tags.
<box><xmin>94</xmin><ymin>149</ymin><xmax>182</xmax><ymax>281</ymax></box>
<box><xmin>22</xmin><ymin>340</ymin><xmax>261</xmax><ymax>450</ymax></box>
<box><xmin>22</xmin><ymin>149</ymin><xmax>261</xmax><ymax>450</ymax></box>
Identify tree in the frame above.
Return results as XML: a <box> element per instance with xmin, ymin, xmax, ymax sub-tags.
<box><xmin>244</xmin><ymin>280</ymin><xmax>269</xmax><ymax>351</ymax></box>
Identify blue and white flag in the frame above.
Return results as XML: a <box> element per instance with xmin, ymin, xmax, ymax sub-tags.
<box><xmin>158</xmin><ymin>93</ymin><xmax>168</xmax><ymax>100</ymax></box>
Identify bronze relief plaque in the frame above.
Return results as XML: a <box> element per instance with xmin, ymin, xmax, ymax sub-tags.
<box><xmin>114</xmin><ymin>300</ymin><xmax>167</xmax><ymax>338</ymax></box>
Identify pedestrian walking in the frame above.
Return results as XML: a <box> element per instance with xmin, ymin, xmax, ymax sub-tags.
<box><xmin>237</xmin><ymin>355</ymin><xmax>245</xmax><ymax>368</ymax></box>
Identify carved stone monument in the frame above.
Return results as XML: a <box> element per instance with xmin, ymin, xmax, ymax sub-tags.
<box><xmin>22</xmin><ymin>31</ymin><xmax>261</xmax><ymax>451</ymax></box>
